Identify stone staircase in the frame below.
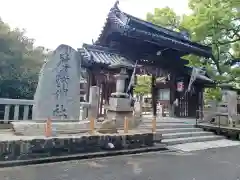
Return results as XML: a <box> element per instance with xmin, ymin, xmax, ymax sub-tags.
<box><xmin>140</xmin><ymin>117</ymin><xmax>225</xmax><ymax>146</ymax></box>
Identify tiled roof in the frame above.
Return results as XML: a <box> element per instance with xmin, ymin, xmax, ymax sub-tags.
<box><xmin>78</xmin><ymin>44</ymin><xmax>135</xmax><ymax>68</ymax></box>
<box><xmin>96</xmin><ymin>1</ymin><xmax>212</xmax><ymax>58</ymax></box>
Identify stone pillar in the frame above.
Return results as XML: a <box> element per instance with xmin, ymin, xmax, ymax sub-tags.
<box><xmin>79</xmin><ymin>102</ymin><xmax>90</xmax><ymax>120</ymax></box>
<box><xmin>134</xmin><ymin>101</ymin><xmax>142</xmax><ymax>118</ymax></box>
<box><xmin>88</xmin><ymin>86</ymin><xmax>100</xmax><ymax>120</ymax></box>
<box><xmin>158</xmin><ymin>103</ymin><xmax>163</xmax><ymax>117</ymax></box>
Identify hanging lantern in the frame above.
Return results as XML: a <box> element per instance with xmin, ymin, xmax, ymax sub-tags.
<box><xmin>177</xmin><ymin>81</ymin><xmax>184</xmax><ymax>92</ymax></box>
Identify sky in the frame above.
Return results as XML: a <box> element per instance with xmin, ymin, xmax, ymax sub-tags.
<box><xmin>0</xmin><ymin>0</ymin><xmax>189</xmax><ymax>50</ymax></box>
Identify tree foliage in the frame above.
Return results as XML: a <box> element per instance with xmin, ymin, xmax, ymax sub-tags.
<box><xmin>146</xmin><ymin>0</ymin><xmax>240</xmax><ymax>100</ymax></box>
<box><xmin>134</xmin><ymin>75</ymin><xmax>151</xmax><ymax>96</ymax></box>
<box><xmin>0</xmin><ymin>18</ymin><xmax>47</xmax><ymax>99</ymax></box>
<box><xmin>147</xmin><ymin>7</ymin><xmax>181</xmax><ymax>31</ymax></box>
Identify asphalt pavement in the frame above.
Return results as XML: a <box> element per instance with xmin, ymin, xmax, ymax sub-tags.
<box><xmin>1</xmin><ymin>146</ymin><xmax>240</xmax><ymax>180</ymax></box>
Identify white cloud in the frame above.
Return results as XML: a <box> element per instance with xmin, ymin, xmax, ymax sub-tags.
<box><xmin>0</xmin><ymin>0</ymin><xmax>188</xmax><ymax>50</ymax></box>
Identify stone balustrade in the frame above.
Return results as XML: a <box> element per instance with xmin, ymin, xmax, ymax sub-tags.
<box><xmin>0</xmin><ymin>98</ymin><xmax>34</xmax><ymax>123</ymax></box>
<box><xmin>0</xmin><ymin>98</ymin><xmax>92</xmax><ymax>124</ymax></box>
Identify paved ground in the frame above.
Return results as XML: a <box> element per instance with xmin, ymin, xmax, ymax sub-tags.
<box><xmin>2</xmin><ymin>146</ymin><xmax>240</xmax><ymax>180</ymax></box>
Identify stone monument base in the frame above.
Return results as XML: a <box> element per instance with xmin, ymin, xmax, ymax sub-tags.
<box><xmin>105</xmin><ymin>96</ymin><xmax>139</xmax><ymax>129</ymax></box>
<box><xmin>97</xmin><ymin>120</ymin><xmax>118</xmax><ymax>134</ymax></box>
<box><xmin>106</xmin><ymin>110</ymin><xmax>139</xmax><ymax>128</ymax></box>
<box><xmin>11</xmin><ymin>121</ymin><xmax>90</xmax><ymax>136</ymax></box>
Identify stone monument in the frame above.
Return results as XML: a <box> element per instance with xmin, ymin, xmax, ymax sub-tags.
<box><xmin>11</xmin><ymin>44</ymin><xmax>92</xmax><ymax>136</ymax></box>
<box><xmin>219</xmin><ymin>84</ymin><xmax>238</xmax><ymax>126</ymax></box>
<box><xmin>33</xmin><ymin>44</ymin><xmax>81</xmax><ymax>120</ymax></box>
<box><xmin>206</xmin><ymin>84</ymin><xmax>238</xmax><ymax>126</ymax></box>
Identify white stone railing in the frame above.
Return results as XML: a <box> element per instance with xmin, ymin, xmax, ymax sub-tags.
<box><xmin>0</xmin><ymin>98</ymin><xmax>34</xmax><ymax>122</ymax></box>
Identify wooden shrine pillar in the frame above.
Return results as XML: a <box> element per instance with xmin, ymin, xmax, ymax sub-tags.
<box><xmin>151</xmin><ymin>75</ymin><xmax>157</xmax><ymax>116</ymax></box>
<box><xmin>105</xmin><ymin>82</ymin><xmax>116</xmax><ymax>105</ymax></box>
<box><xmin>169</xmin><ymin>73</ymin><xmax>176</xmax><ymax>117</ymax></box>
<box><xmin>101</xmin><ymin>80</ymin><xmax>114</xmax><ymax>116</ymax></box>
<box><xmin>90</xmin><ymin>70</ymin><xmax>97</xmax><ymax>86</ymax></box>
<box><xmin>188</xmin><ymin>91</ymin><xmax>197</xmax><ymax>117</ymax></box>
<box><xmin>85</xmin><ymin>70</ymin><xmax>91</xmax><ymax>102</ymax></box>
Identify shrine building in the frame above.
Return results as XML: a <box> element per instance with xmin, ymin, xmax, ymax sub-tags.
<box><xmin>78</xmin><ymin>1</ymin><xmax>215</xmax><ymax>118</ymax></box>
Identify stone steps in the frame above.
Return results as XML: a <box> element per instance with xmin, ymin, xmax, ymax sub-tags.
<box><xmin>140</xmin><ymin>118</ymin><xmax>227</xmax><ymax>149</ymax></box>
<box><xmin>0</xmin><ymin>129</ymin><xmax>13</xmax><ymax>135</ymax></box>
<box><xmin>141</xmin><ymin>123</ymin><xmax>194</xmax><ymax>129</ymax></box>
<box><xmin>162</xmin><ymin>131</ymin><xmax>214</xmax><ymax>139</ymax></box>
<box><xmin>143</xmin><ymin>120</ymin><xmax>193</xmax><ymax>124</ymax></box>
<box><xmin>162</xmin><ymin>135</ymin><xmax>224</xmax><ymax>146</ymax></box>
<box><xmin>156</xmin><ymin>128</ymin><xmax>203</xmax><ymax>134</ymax></box>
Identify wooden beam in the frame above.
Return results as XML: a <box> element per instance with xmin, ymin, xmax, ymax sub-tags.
<box><xmin>90</xmin><ymin>69</ymin><xmax>97</xmax><ymax>86</ymax></box>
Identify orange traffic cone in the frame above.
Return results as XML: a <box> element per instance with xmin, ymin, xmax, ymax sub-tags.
<box><xmin>45</xmin><ymin>117</ymin><xmax>52</xmax><ymax>137</ymax></box>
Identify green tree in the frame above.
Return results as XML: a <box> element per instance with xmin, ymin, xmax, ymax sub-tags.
<box><xmin>134</xmin><ymin>75</ymin><xmax>151</xmax><ymax>97</ymax></box>
<box><xmin>0</xmin><ymin>18</ymin><xmax>46</xmax><ymax>99</ymax></box>
<box><xmin>146</xmin><ymin>7</ymin><xmax>181</xmax><ymax>31</ymax></box>
<box><xmin>185</xmin><ymin>0</ymin><xmax>240</xmax><ymax>84</ymax></box>
<box><xmin>146</xmin><ymin>0</ymin><xmax>240</xmax><ymax>100</ymax></box>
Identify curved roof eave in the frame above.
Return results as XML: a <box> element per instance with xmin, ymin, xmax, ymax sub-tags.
<box><xmin>95</xmin><ymin>1</ymin><xmax>212</xmax><ymax>58</ymax></box>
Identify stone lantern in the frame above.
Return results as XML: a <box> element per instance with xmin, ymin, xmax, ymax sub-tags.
<box><xmin>105</xmin><ymin>62</ymin><xmax>135</xmax><ymax>128</ymax></box>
